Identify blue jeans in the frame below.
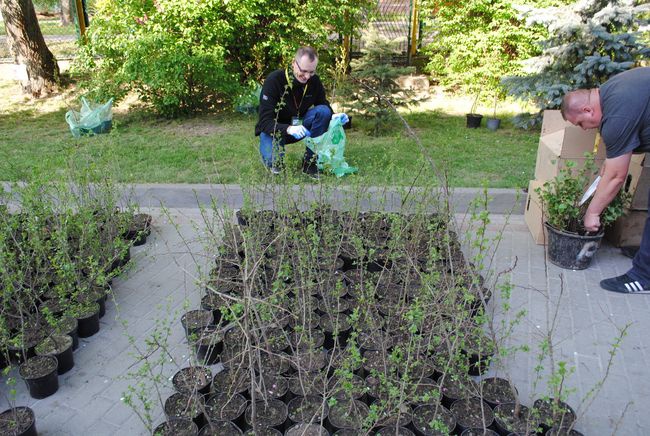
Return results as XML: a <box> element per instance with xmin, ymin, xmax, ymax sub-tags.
<box><xmin>259</xmin><ymin>105</ymin><xmax>332</xmax><ymax>167</ymax></box>
<box><xmin>628</xmin><ymin>188</ymin><xmax>650</xmax><ymax>285</ymax></box>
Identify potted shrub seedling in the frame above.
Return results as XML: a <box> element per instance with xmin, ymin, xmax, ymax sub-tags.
<box><xmin>466</xmin><ymin>90</ymin><xmax>483</xmax><ymax>128</ymax></box>
<box><xmin>536</xmin><ymin>155</ymin><xmax>630</xmax><ymax>269</ymax></box>
<box><xmin>486</xmin><ymin>93</ymin><xmax>501</xmax><ymax>131</ymax></box>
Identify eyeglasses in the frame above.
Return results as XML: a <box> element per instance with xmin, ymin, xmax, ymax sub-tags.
<box><xmin>294</xmin><ymin>60</ymin><xmax>316</xmax><ymax>76</ymax></box>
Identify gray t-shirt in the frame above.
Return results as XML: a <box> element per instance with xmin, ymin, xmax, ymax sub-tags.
<box><xmin>599</xmin><ymin>67</ymin><xmax>650</xmax><ymax>158</ymax></box>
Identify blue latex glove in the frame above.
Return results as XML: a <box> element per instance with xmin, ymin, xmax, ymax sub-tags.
<box><xmin>332</xmin><ymin>113</ymin><xmax>349</xmax><ymax>125</ymax></box>
<box><xmin>287</xmin><ymin>125</ymin><xmax>311</xmax><ymax>139</ymax></box>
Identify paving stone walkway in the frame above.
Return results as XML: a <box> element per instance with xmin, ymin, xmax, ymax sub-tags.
<box><xmin>1</xmin><ymin>202</ymin><xmax>646</xmax><ymax>435</ymax></box>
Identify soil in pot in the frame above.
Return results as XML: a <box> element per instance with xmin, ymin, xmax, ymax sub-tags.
<box><xmin>411</xmin><ymin>404</ymin><xmax>456</xmax><ymax>436</ymax></box>
<box><xmin>76</xmin><ymin>302</ymin><xmax>101</xmax><ymax>338</ymax></box>
<box><xmin>258</xmin><ymin>351</ymin><xmax>291</xmax><ymax>376</ymax></box>
<box><xmin>291</xmin><ymin>349</ymin><xmax>327</xmax><ymax>373</ymax></box>
<box><xmin>533</xmin><ymin>398</ymin><xmax>577</xmax><ymax>432</ymax></box>
<box><xmin>480</xmin><ymin>377</ymin><xmax>517</xmax><ymax>408</ymax></box>
<box><xmin>408</xmin><ymin>378</ymin><xmax>441</xmax><ymax>406</ymax></box>
<box><xmin>52</xmin><ymin>315</ymin><xmax>79</xmax><ymax>350</ymax></box>
<box><xmin>205</xmin><ymin>392</ymin><xmax>247</xmax><ymax>427</ymax></box>
<box><xmin>544</xmin><ymin>223</ymin><xmax>603</xmax><ymax>270</ymax></box>
<box><xmin>19</xmin><ymin>354</ymin><xmax>59</xmax><ymax>399</ymax></box>
<box><xmin>198</xmin><ymin>420</ymin><xmax>243</xmax><ymax>436</ymax></box>
<box><xmin>164</xmin><ymin>392</ymin><xmax>206</xmax><ymax>429</ymax></box>
<box><xmin>243</xmin><ymin>427</ymin><xmax>282</xmax><ymax>436</ymax></box>
<box><xmin>371</xmin><ymin>400</ymin><xmax>413</xmax><ymax>428</ymax></box>
<box><xmin>285</xmin><ymin>423</ymin><xmax>329</xmax><ymax>436</ymax></box>
<box><xmin>35</xmin><ymin>334</ymin><xmax>74</xmax><ymax>374</ymax></box>
<box><xmin>8</xmin><ymin>323</ymin><xmax>46</xmax><ymax>364</ymax></box>
<box><xmin>182</xmin><ymin>310</ymin><xmax>214</xmax><ymax>340</ymax></box>
<box><xmin>493</xmin><ymin>403</ymin><xmax>538</xmax><ymax>436</ymax></box>
<box><xmin>287</xmin><ymin>395</ymin><xmax>329</xmax><ymax>424</ymax></box>
<box><xmin>0</xmin><ymin>406</ymin><xmax>37</xmax><ymax>436</ymax></box>
<box><xmin>173</xmin><ymin>366</ymin><xmax>213</xmax><ymax>396</ymax></box>
<box><xmin>254</xmin><ymin>374</ymin><xmax>288</xmax><ymax>400</ymax></box>
<box><xmin>328</xmin><ymin>374</ymin><xmax>366</xmax><ymax>401</ymax></box>
<box><xmin>79</xmin><ymin>286</ymin><xmax>109</xmax><ymax>319</ymax></box>
<box><xmin>192</xmin><ymin>326</ymin><xmax>223</xmax><ymax>365</ymax></box>
<box><xmin>153</xmin><ymin>418</ymin><xmax>198</xmax><ymax>436</ymax></box>
<box><xmin>459</xmin><ymin>429</ymin><xmax>499</xmax><ymax>436</ymax></box>
<box><xmin>327</xmin><ymin>399</ymin><xmax>369</xmax><ymax>431</ymax></box>
<box><xmin>288</xmin><ymin>371</ymin><xmax>328</xmax><ymax>397</ymax></box>
<box><xmin>450</xmin><ymin>398</ymin><xmax>494</xmax><ymax>432</ymax></box>
<box><xmin>438</xmin><ymin>375</ymin><xmax>478</xmax><ymax>408</ymax></box>
<box><xmin>244</xmin><ymin>399</ymin><xmax>288</xmax><ymax>430</ymax></box>
<box><xmin>212</xmin><ymin>368</ymin><xmax>250</xmax><ymax>397</ymax></box>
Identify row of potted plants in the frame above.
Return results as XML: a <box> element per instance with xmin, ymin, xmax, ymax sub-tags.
<box><xmin>0</xmin><ymin>172</ymin><xmax>152</xmax><ymax>435</ymax></box>
<box><xmin>147</xmin><ymin>205</ymin><xmax>580</xmax><ymax>435</ymax></box>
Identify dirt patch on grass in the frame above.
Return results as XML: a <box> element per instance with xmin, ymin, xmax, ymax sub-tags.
<box><xmin>158</xmin><ymin>117</ymin><xmax>228</xmax><ymax>137</ymax></box>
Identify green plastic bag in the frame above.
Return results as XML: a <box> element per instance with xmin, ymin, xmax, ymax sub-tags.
<box><xmin>65</xmin><ymin>97</ymin><xmax>113</xmax><ymax>138</ymax></box>
<box><xmin>235</xmin><ymin>85</ymin><xmax>262</xmax><ymax>115</ymax></box>
<box><xmin>304</xmin><ymin>118</ymin><xmax>358</xmax><ymax>177</ymax></box>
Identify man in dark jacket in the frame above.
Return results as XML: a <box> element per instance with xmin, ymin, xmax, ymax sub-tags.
<box><xmin>255</xmin><ymin>47</ymin><xmax>348</xmax><ymax>177</ymax></box>
<box><xmin>562</xmin><ymin>67</ymin><xmax>650</xmax><ymax>294</ymax></box>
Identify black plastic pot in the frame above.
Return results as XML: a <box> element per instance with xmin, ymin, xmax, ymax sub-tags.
<box><xmin>153</xmin><ymin>418</ymin><xmax>199</xmax><ymax>436</ymax></box>
<box><xmin>164</xmin><ymin>392</ymin><xmax>206</xmax><ymax>429</ymax></box>
<box><xmin>486</xmin><ymin>117</ymin><xmax>501</xmax><ymax>131</ymax></box>
<box><xmin>199</xmin><ymin>421</ymin><xmax>243</xmax><ymax>436</ymax></box>
<box><xmin>545</xmin><ymin>223</ymin><xmax>603</xmax><ymax>270</ymax></box>
<box><xmin>411</xmin><ymin>403</ymin><xmax>456</xmax><ymax>435</ymax></box>
<box><xmin>35</xmin><ymin>334</ymin><xmax>74</xmax><ymax>374</ymax></box>
<box><xmin>19</xmin><ymin>355</ymin><xmax>59</xmax><ymax>399</ymax></box>
<box><xmin>55</xmin><ymin>316</ymin><xmax>79</xmax><ymax>351</ymax></box>
<box><xmin>375</xmin><ymin>427</ymin><xmax>415</xmax><ymax>435</ymax></box>
<box><xmin>193</xmin><ymin>326</ymin><xmax>223</xmax><ymax>365</ymax></box>
<box><xmin>173</xmin><ymin>366</ymin><xmax>213</xmax><ymax>397</ymax></box>
<box><xmin>285</xmin><ymin>423</ymin><xmax>329</xmax><ymax>435</ymax></box>
<box><xmin>466</xmin><ymin>113</ymin><xmax>483</xmax><ymax>128</ymax></box>
<box><xmin>533</xmin><ymin>398</ymin><xmax>577</xmax><ymax>433</ymax></box>
<box><xmin>76</xmin><ymin>303</ymin><xmax>101</xmax><ymax>338</ymax></box>
<box><xmin>0</xmin><ymin>406</ymin><xmax>37</xmax><ymax>436</ymax></box>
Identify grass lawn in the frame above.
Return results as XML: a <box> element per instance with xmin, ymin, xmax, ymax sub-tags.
<box><xmin>0</xmin><ymin>77</ymin><xmax>539</xmax><ymax>188</ymax></box>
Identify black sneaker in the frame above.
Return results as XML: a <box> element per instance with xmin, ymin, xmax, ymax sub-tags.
<box><xmin>262</xmin><ymin>158</ymin><xmax>283</xmax><ymax>175</ymax></box>
<box><xmin>302</xmin><ymin>158</ymin><xmax>320</xmax><ymax>179</ymax></box>
<box><xmin>600</xmin><ymin>274</ymin><xmax>650</xmax><ymax>294</ymax></box>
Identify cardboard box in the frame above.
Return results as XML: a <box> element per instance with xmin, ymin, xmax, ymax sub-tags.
<box><xmin>606</xmin><ymin>210</ymin><xmax>647</xmax><ymax>247</ymax></box>
<box><xmin>625</xmin><ymin>153</ymin><xmax>649</xmax><ymax>210</ymax></box>
<box><xmin>524</xmin><ymin>179</ymin><xmax>547</xmax><ymax>245</ymax></box>
<box><xmin>541</xmin><ymin>110</ymin><xmax>573</xmax><ymax>136</ymax></box>
<box><xmin>534</xmin><ymin>129</ymin><xmax>606</xmax><ymax>181</ymax></box>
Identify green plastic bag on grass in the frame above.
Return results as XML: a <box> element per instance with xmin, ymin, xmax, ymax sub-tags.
<box><xmin>235</xmin><ymin>85</ymin><xmax>262</xmax><ymax>115</ymax></box>
<box><xmin>304</xmin><ymin>118</ymin><xmax>357</xmax><ymax>177</ymax></box>
<box><xmin>65</xmin><ymin>97</ymin><xmax>113</xmax><ymax>138</ymax></box>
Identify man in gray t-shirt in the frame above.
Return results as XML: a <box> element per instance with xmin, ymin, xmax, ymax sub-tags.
<box><xmin>562</xmin><ymin>67</ymin><xmax>650</xmax><ymax>294</ymax></box>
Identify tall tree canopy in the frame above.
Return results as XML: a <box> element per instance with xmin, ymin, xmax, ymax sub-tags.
<box><xmin>503</xmin><ymin>0</ymin><xmax>650</xmax><ymax>110</ymax></box>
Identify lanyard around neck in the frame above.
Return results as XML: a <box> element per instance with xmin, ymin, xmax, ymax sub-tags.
<box><xmin>285</xmin><ymin>68</ymin><xmax>308</xmax><ymax>114</ymax></box>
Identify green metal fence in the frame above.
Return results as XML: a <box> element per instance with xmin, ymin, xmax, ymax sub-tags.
<box><xmin>349</xmin><ymin>0</ymin><xmax>422</xmax><ymax>63</ymax></box>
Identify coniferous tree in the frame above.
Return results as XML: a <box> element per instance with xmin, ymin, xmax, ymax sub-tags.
<box><xmin>348</xmin><ymin>25</ymin><xmax>416</xmax><ymax>136</ymax></box>
<box><xmin>503</xmin><ymin>0</ymin><xmax>649</xmax><ymax>115</ymax></box>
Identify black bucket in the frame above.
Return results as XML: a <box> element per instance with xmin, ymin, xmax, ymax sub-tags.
<box><xmin>545</xmin><ymin>222</ymin><xmax>604</xmax><ymax>270</ymax></box>
<box><xmin>466</xmin><ymin>113</ymin><xmax>483</xmax><ymax>128</ymax></box>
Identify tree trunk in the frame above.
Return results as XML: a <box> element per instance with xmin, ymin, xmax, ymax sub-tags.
<box><xmin>59</xmin><ymin>0</ymin><xmax>73</xmax><ymax>25</ymax></box>
<box><xmin>0</xmin><ymin>0</ymin><xmax>59</xmax><ymax>97</ymax></box>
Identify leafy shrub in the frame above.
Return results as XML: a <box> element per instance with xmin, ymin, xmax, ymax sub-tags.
<box><xmin>421</xmin><ymin>0</ymin><xmax>554</xmax><ymax>96</ymax></box>
<box><xmin>536</xmin><ymin>155</ymin><xmax>630</xmax><ymax>233</ymax></box>
<box><xmin>73</xmin><ymin>0</ymin><xmax>374</xmax><ymax>117</ymax></box>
